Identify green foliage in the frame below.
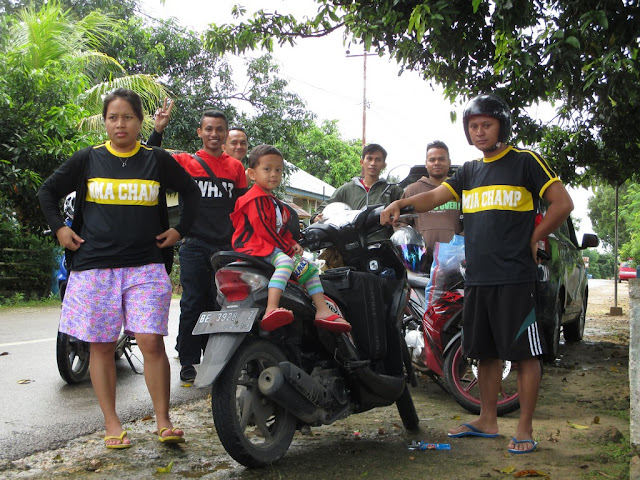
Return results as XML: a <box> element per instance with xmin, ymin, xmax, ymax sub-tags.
<box><xmin>0</xmin><ymin>217</ymin><xmax>57</xmax><ymax>299</ymax></box>
<box><xmin>0</xmin><ymin>2</ymin><xmax>168</xmax><ymax>235</ymax></box>
<box><xmin>236</xmin><ymin>55</ymin><xmax>315</xmax><ymax>158</ymax></box>
<box><xmin>583</xmin><ymin>249</ymin><xmax>615</xmax><ymax>280</ymax></box>
<box><xmin>201</xmin><ymin>0</ymin><xmax>640</xmax><ymax>187</ymax></box>
<box><xmin>285</xmin><ymin>120</ymin><xmax>362</xmax><ymax>187</ymax></box>
<box><xmin>619</xmin><ymin>183</ymin><xmax>640</xmax><ymax>262</ymax></box>
<box><xmin>587</xmin><ymin>183</ymin><xmax>630</xmax><ymax>250</ymax></box>
<box><xmin>588</xmin><ymin>180</ymin><xmax>640</xmax><ymax>264</ymax></box>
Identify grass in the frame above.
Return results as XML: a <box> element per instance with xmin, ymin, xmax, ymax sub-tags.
<box><xmin>0</xmin><ymin>292</ymin><xmax>62</xmax><ymax>309</ymax></box>
<box><xmin>582</xmin><ymin>439</ymin><xmax>635</xmax><ymax>479</ymax></box>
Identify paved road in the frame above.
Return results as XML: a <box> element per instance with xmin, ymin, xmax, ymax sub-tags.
<box><xmin>0</xmin><ymin>299</ymin><xmax>208</xmax><ymax>460</ymax></box>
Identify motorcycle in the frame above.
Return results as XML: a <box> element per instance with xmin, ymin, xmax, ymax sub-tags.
<box><xmin>393</xmin><ymin>228</ymin><xmax>520</xmax><ymax>416</ymax></box>
<box><xmin>193</xmin><ymin>205</ymin><xmax>420</xmax><ymax>468</ymax></box>
<box><xmin>54</xmin><ymin>193</ymin><xmax>141</xmax><ymax>384</ymax></box>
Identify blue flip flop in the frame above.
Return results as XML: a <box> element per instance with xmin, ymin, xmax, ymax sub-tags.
<box><xmin>508</xmin><ymin>437</ymin><xmax>538</xmax><ymax>454</ymax></box>
<box><xmin>448</xmin><ymin>423</ymin><xmax>500</xmax><ymax>438</ymax></box>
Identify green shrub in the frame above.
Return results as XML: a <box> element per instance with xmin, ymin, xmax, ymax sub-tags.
<box><xmin>0</xmin><ymin>218</ymin><xmax>57</xmax><ymax>300</ymax></box>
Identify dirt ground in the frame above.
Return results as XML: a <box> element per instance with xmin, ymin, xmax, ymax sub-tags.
<box><xmin>0</xmin><ymin>280</ymin><xmax>635</xmax><ymax>479</ymax></box>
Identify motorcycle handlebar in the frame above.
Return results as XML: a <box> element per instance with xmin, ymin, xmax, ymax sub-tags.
<box><xmin>299</xmin><ymin>204</ymin><xmax>416</xmax><ymax>252</ymax></box>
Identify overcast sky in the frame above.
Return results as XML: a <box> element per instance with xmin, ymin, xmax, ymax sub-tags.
<box><xmin>139</xmin><ymin>0</ymin><xmax>595</xmax><ymax>239</ymax></box>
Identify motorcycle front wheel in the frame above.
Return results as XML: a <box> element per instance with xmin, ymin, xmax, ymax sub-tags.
<box><xmin>443</xmin><ymin>337</ymin><xmax>520</xmax><ymax>416</ymax></box>
<box><xmin>212</xmin><ymin>337</ymin><xmax>296</xmax><ymax>468</ymax></box>
<box><xmin>395</xmin><ymin>384</ymin><xmax>420</xmax><ymax>432</ymax></box>
<box><xmin>56</xmin><ymin>332</ymin><xmax>90</xmax><ymax>384</ymax></box>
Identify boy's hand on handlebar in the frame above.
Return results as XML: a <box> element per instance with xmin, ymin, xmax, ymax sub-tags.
<box><xmin>380</xmin><ymin>201</ymin><xmax>402</xmax><ymax>226</ymax></box>
<box><xmin>156</xmin><ymin>228</ymin><xmax>180</xmax><ymax>248</ymax></box>
<box><xmin>292</xmin><ymin>243</ymin><xmax>304</xmax><ymax>255</ymax></box>
<box><xmin>56</xmin><ymin>226</ymin><xmax>84</xmax><ymax>251</ymax></box>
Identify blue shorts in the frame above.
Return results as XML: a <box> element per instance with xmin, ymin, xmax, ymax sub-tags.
<box><xmin>60</xmin><ymin>264</ymin><xmax>172</xmax><ymax>342</ymax></box>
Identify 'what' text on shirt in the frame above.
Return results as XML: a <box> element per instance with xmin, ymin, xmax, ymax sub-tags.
<box><xmin>197</xmin><ymin>180</ymin><xmax>234</xmax><ymax>198</ymax></box>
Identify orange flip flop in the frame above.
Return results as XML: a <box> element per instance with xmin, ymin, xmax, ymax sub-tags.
<box><xmin>314</xmin><ymin>314</ymin><xmax>352</xmax><ymax>333</ymax></box>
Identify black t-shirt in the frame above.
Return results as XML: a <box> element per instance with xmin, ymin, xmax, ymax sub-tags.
<box><xmin>38</xmin><ymin>142</ymin><xmax>200</xmax><ymax>271</ymax></box>
<box><xmin>443</xmin><ymin>146</ymin><xmax>559</xmax><ymax>286</ymax></box>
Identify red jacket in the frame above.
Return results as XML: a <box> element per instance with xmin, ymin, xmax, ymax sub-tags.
<box><xmin>230</xmin><ymin>185</ymin><xmax>296</xmax><ymax>257</ymax></box>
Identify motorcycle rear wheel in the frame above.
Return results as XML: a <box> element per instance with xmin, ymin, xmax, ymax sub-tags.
<box><xmin>212</xmin><ymin>338</ymin><xmax>296</xmax><ymax>468</ymax></box>
<box><xmin>443</xmin><ymin>337</ymin><xmax>520</xmax><ymax>416</ymax></box>
<box><xmin>56</xmin><ymin>332</ymin><xmax>90</xmax><ymax>384</ymax></box>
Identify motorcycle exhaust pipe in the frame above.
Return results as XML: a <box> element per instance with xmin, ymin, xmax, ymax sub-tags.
<box><xmin>259</xmin><ymin>364</ymin><xmax>327</xmax><ymax>424</ymax></box>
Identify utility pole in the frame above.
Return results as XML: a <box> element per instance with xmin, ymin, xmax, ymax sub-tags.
<box><xmin>346</xmin><ymin>50</ymin><xmax>368</xmax><ymax>147</ymax></box>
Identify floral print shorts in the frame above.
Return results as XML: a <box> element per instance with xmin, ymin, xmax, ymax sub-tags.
<box><xmin>60</xmin><ymin>264</ymin><xmax>172</xmax><ymax>343</ymax></box>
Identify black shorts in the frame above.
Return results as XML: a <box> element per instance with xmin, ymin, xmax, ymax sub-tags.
<box><xmin>462</xmin><ymin>282</ymin><xmax>545</xmax><ymax>361</ymax></box>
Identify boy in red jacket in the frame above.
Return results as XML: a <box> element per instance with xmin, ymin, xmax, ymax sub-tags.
<box><xmin>231</xmin><ymin>144</ymin><xmax>351</xmax><ymax>333</ymax></box>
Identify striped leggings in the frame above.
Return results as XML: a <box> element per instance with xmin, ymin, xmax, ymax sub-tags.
<box><xmin>267</xmin><ymin>250</ymin><xmax>323</xmax><ymax>296</ymax></box>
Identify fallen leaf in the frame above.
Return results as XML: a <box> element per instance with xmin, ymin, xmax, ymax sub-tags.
<box><xmin>513</xmin><ymin>469</ymin><xmax>549</xmax><ymax>477</ymax></box>
<box><xmin>52</xmin><ymin>454</ymin><xmax>63</xmax><ymax>463</ymax></box>
<box><xmin>409</xmin><ymin>456</ymin><xmax>415</xmax><ymax>461</ymax></box>
<box><xmin>181</xmin><ymin>383</ymin><xmax>192</xmax><ymax>388</ymax></box>
<box><xmin>609</xmin><ymin>366</ymin><xmax>619</xmax><ymax>372</ymax></box>
<box><xmin>156</xmin><ymin>460</ymin><xmax>174</xmax><ymax>473</ymax></box>
<box><xmin>593</xmin><ymin>416</ymin><xmax>600</xmax><ymax>424</ymax></box>
<box><xmin>567</xmin><ymin>421</ymin><xmax>589</xmax><ymax>430</ymax></box>
<box><xmin>497</xmin><ymin>465</ymin><xmax>516</xmax><ymax>473</ymax></box>
<box><xmin>451</xmin><ymin>414</ymin><xmax>461</xmax><ymax>420</ymax></box>
<box><xmin>17</xmin><ymin>379</ymin><xmax>33</xmax><ymax>384</ymax></box>
<box><xmin>141</xmin><ymin>415</ymin><xmax>153</xmax><ymax>421</ymax></box>
<box><xmin>377</xmin><ymin>427</ymin><xmax>385</xmax><ymax>435</ymax></box>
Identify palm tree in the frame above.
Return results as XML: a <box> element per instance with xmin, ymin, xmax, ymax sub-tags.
<box><xmin>0</xmin><ymin>2</ymin><xmax>169</xmax><ymax>234</ymax></box>
<box><xmin>4</xmin><ymin>2</ymin><xmax>168</xmax><ymax>134</ymax></box>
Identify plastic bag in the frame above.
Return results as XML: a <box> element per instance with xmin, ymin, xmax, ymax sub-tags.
<box><xmin>425</xmin><ymin>235</ymin><xmax>465</xmax><ymax>309</ymax></box>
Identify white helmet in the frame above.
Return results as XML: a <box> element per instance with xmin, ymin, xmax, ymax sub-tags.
<box><xmin>321</xmin><ymin>202</ymin><xmax>352</xmax><ymax>221</ymax></box>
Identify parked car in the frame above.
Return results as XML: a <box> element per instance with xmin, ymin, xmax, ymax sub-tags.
<box><xmin>535</xmin><ymin>211</ymin><xmax>599</xmax><ymax>361</ymax></box>
<box><xmin>618</xmin><ymin>261</ymin><xmax>636</xmax><ymax>282</ymax></box>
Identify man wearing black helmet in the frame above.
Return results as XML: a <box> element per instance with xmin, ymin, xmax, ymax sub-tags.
<box><xmin>381</xmin><ymin>94</ymin><xmax>574</xmax><ymax>454</ymax></box>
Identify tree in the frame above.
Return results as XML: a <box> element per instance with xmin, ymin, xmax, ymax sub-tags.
<box><xmin>0</xmin><ymin>2</ymin><xmax>168</xmax><ymax>233</ymax></box>
<box><xmin>286</xmin><ymin>120</ymin><xmax>361</xmax><ymax>187</ymax></box>
<box><xmin>583</xmin><ymin>249</ymin><xmax>615</xmax><ymax>280</ymax></box>
<box><xmin>201</xmin><ymin>0</ymin><xmax>640</xmax><ymax>187</ymax></box>
<box><xmin>619</xmin><ymin>183</ymin><xmax>640</xmax><ymax>262</ymax></box>
<box><xmin>588</xmin><ymin>183</ymin><xmax>631</xmax><ymax>250</ymax></box>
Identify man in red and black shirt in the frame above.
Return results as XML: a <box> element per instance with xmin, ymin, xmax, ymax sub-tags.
<box><xmin>149</xmin><ymin>105</ymin><xmax>247</xmax><ymax>382</ymax></box>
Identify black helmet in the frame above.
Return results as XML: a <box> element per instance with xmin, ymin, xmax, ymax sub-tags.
<box><xmin>462</xmin><ymin>94</ymin><xmax>511</xmax><ymax>145</ymax></box>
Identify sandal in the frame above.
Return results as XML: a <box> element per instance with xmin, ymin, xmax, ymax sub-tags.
<box><xmin>260</xmin><ymin>308</ymin><xmax>294</xmax><ymax>331</ymax></box>
<box><xmin>104</xmin><ymin>430</ymin><xmax>131</xmax><ymax>449</ymax></box>
<box><xmin>158</xmin><ymin>427</ymin><xmax>185</xmax><ymax>444</ymax></box>
<box><xmin>314</xmin><ymin>314</ymin><xmax>352</xmax><ymax>333</ymax></box>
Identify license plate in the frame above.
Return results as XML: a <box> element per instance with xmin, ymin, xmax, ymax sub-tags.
<box><xmin>193</xmin><ymin>308</ymin><xmax>258</xmax><ymax>335</ymax></box>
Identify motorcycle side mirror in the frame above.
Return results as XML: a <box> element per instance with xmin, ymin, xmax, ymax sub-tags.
<box><xmin>380</xmin><ymin>164</ymin><xmax>412</xmax><ymax>197</ymax></box>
